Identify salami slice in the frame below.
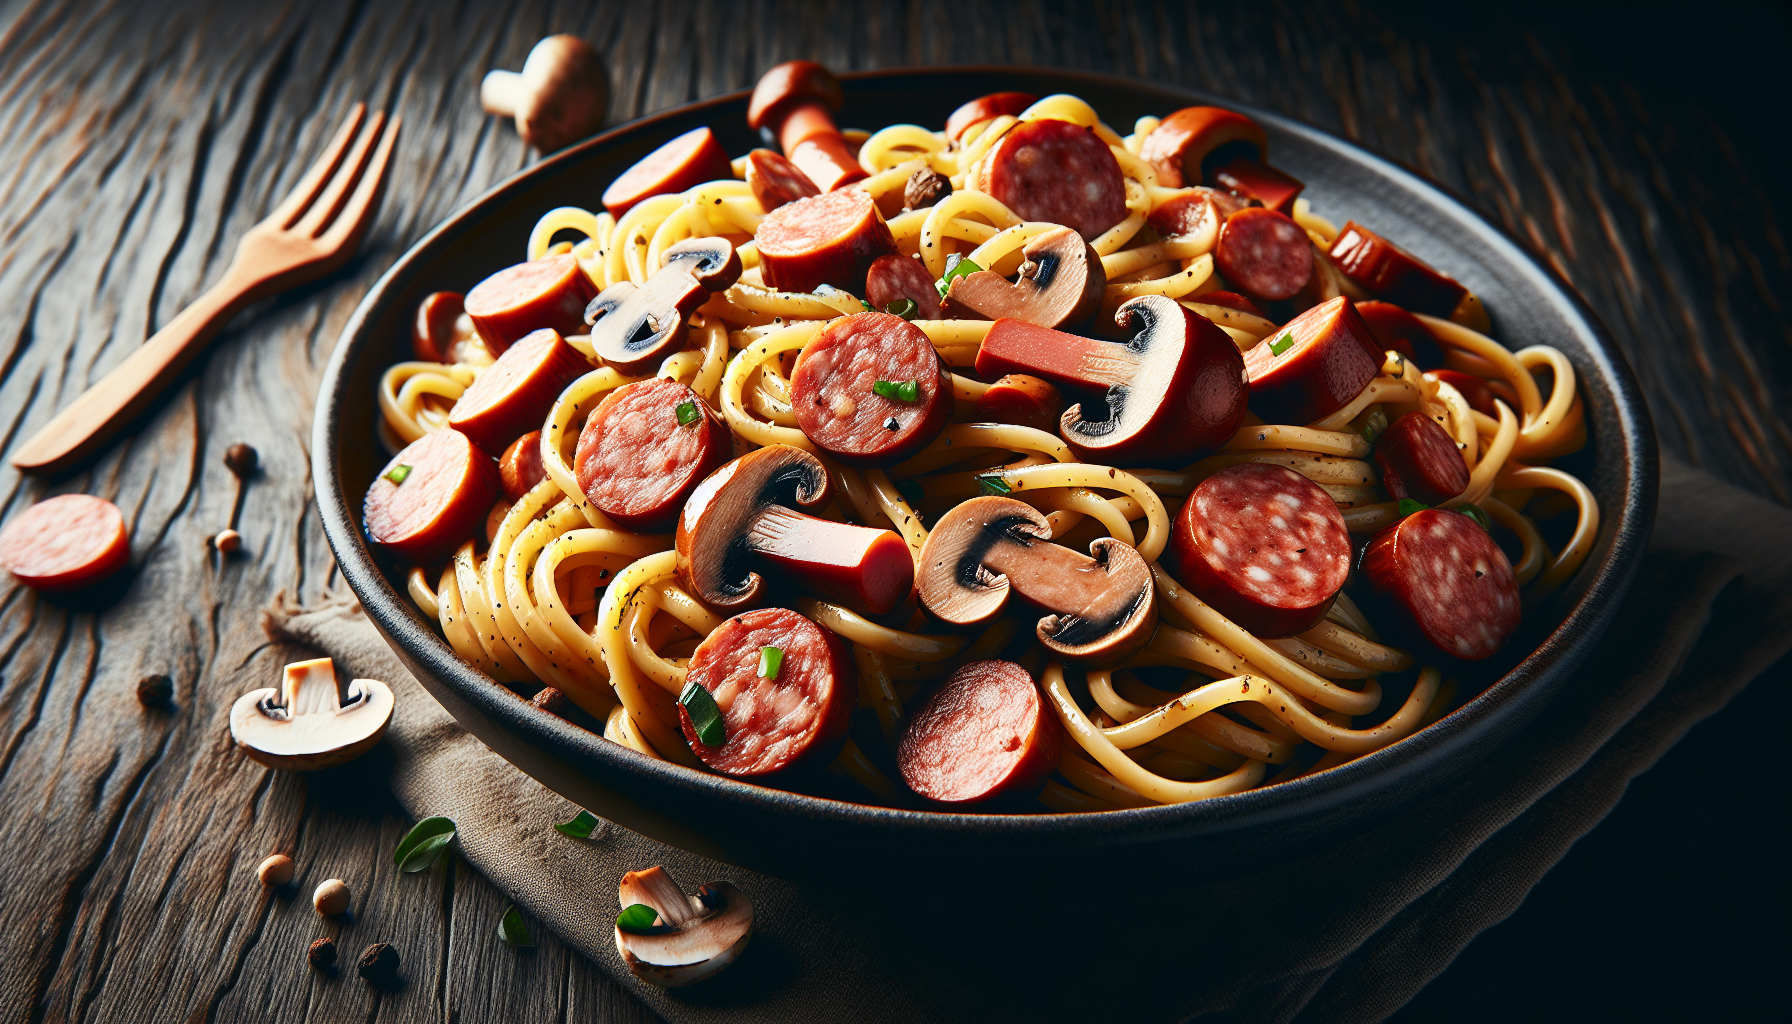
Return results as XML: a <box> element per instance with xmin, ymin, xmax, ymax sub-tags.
<box><xmin>499</xmin><ymin>429</ymin><xmax>547</xmax><ymax>501</ymax></box>
<box><xmin>0</xmin><ymin>494</ymin><xmax>129</xmax><ymax>592</ymax></box>
<box><xmin>1146</xmin><ymin>187</ymin><xmax>1248</xmax><ymax>240</ymax></box>
<box><xmin>1360</xmin><ymin>508</ymin><xmax>1520</xmax><ymax>661</ymax></box>
<box><xmin>447</xmin><ymin>327</ymin><xmax>591</xmax><ymax>455</ymax></box>
<box><xmin>945</xmin><ymin>91</ymin><xmax>1037</xmax><ymax>141</ymax></box>
<box><xmin>1354</xmin><ymin>300</ymin><xmax>1445</xmax><ymax>369</ymax></box>
<box><xmin>1327</xmin><ymin>222</ymin><xmax>1468</xmax><ymax>316</ymax></box>
<box><xmin>680</xmin><ymin>607</ymin><xmax>856</xmax><ymax>776</ymax></box>
<box><xmin>864</xmin><ymin>253</ymin><xmax>944</xmax><ymax>319</ymax></box>
<box><xmin>1167</xmin><ymin>463</ymin><xmax>1351</xmax><ymax>637</ymax></box>
<box><xmin>981</xmin><ymin>118</ymin><xmax>1127</xmax><ymax>242</ymax></box>
<box><xmin>898</xmin><ymin>660</ymin><xmax>1062</xmax><ymax>806</ymax></box>
<box><xmin>971</xmin><ymin>374</ymin><xmax>1065</xmax><ymax>434</ymax></box>
<box><xmin>601</xmin><ymin>126</ymin><xmax>734</xmax><ymax>217</ymax></box>
<box><xmin>745</xmin><ymin>148</ymin><xmax>819</xmax><ymax>212</ymax></box>
<box><xmin>575</xmin><ymin>378</ymin><xmax>732</xmax><ymax>533</ymax></box>
<box><xmin>755</xmin><ymin>188</ymin><xmax>898</xmax><ymax>294</ymax></box>
<box><xmin>1214</xmin><ymin>207</ymin><xmax>1313</xmax><ymax>302</ymax></box>
<box><xmin>462</xmin><ymin>254</ymin><xmax>599</xmax><ymax>353</ymax></box>
<box><xmin>789</xmin><ymin>311</ymin><xmax>952</xmax><ymax>466</ymax></box>
<box><xmin>1374</xmin><ymin>411</ymin><xmax>1470</xmax><ymax>505</ymax></box>
<box><xmin>364</xmin><ymin>427</ymin><xmax>501</xmax><ymax>566</ymax></box>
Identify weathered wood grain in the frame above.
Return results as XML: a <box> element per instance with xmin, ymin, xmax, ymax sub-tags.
<box><xmin>0</xmin><ymin>1</ymin><xmax>1782</xmax><ymax>1022</ymax></box>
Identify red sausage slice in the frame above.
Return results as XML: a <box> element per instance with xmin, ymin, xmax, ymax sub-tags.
<box><xmin>680</xmin><ymin>607</ymin><xmax>856</xmax><ymax>776</ymax></box>
<box><xmin>1140</xmin><ymin>107</ymin><xmax>1268</xmax><ymax>189</ymax></box>
<box><xmin>981</xmin><ymin>118</ymin><xmax>1128</xmax><ymax>242</ymax></box>
<box><xmin>1215</xmin><ymin>207</ymin><xmax>1314</xmax><ymax>302</ymax></box>
<box><xmin>601</xmin><ymin>126</ymin><xmax>734</xmax><ymax>218</ymax></box>
<box><xmin>790</xmin><ymin>311</ymin><xmax>952</xmax><ymax>466</ymax></box>
<box><xmin>1209</xmin><ymin>158</ymin><xmax>1303</xmax><ymax>214</ymax></box>
<box><xmin>1374</xmin><ymin>411</ymin><xmax>1470</xmax><ymax>505</ymax></box>
<box><xmin>1328</xmin><ymin>222</ymin><xmax>1468</xmax><ymax>316</ymax></box>
<box><xmin>1167</xmin><ymin>464</ymin><xmax>1351</xmax><ymax>637</ymax></box>
<box><xmin>364</xmin><ymin>427</ymin><xmax>501</xmax><ymax>566</ymax></box>
<box><xmin>777</xmin><ymin>102</ymin><xmax>869</xmax><ymax>193</ymax></box>
<box><xmin>1146</xmin><ymin>186</ymin><xmax>1251</xmax><ymax>241</ymax></box>
<box><xmin>499</xmin><ymin>429</ymin><xmax>547</xmax><ymax>501</ymax></box>
<box><xmin>1244</xmin><ymin>296</ymin><xmax>1383</xmax><ymax>425</ymax></box>
<box><xmin>448</xmin><ymin>327</ymin><xmax>592</xmax><ymax>455</ymax></box>
<box><xmin>864</xmin><ymin>253</ymin><xmax>944</xmax><ymax>319</ymax></box>
<box><xmin>0</xmin><ymin>494</ymin><xmax>129</xmax><ymax>592</ymax></box>
<box><xmin>463</xmin><ymin>254</ymin><xmax>599</xmax><ymax>353</ymax></box>
<box><xmin>898</xmin><ymin>659</ymin><xmax>1061</xmax><ymax>805</ymax></box>
<box><xmin>1354</xmin><ymin>299</ymin><xmax>1445</xmax><ymax>369</ymax></box>
<box><xmin>412</xmin><ymin>292</ymin><xmax>464</xmax><ymax>363</ymax></box>
<box><xmin>755</xmin><ymin>188</ymin><xmax>898</xmax><ymax>294</ymax></box>
<box><xmin>1429</xmin><ymin>369</ymin><xmax>1496</xmax><ymax>416</ymax></box>
<box><xmin>745</xmin><ymin>148</ymin><xmax>820</xmax><ymax>212</ymax></box>
<box><xmin>945</xmin><ymin>91</ymin><xmax>1037</xmax><ymax>140</ymax></box>
<box><xmin>1360</xmin><ymin>508</ymin><xmax>1520</xmax><ymax>660</ymax></box>
<box><xmin>972</xmin><ymin>374</ymin><xmax>1065</xmax><ymax>433</ymax></box>
<box><xmin>575</xmin><ymin>378</ymin><xmax>732</xmax><ymax>533</ymax></box>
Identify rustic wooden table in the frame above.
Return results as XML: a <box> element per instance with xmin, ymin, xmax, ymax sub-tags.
<box><xmin>1</xmin><ymin>2</ymin><xmax>1784</xmax><ymax>1021</ymax></box>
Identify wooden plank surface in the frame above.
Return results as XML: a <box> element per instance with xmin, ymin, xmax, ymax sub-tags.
<box><xmin>0</xmin><ymin>2</ymin><xmax>1783</xmax><ymax>1022</ymax></box>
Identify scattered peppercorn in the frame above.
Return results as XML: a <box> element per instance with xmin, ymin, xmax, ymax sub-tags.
<box><xmin>530</xmin><ymin>686</ymin><xmax>569</xmax><ymax>716</ymax></box>
<box><xmin>214</xmin><ymin>528</ymin><xmax>243</xmax><ymax>554</ymax></box>
<box><xmin>136</xmin><ymin>673</ymin><xmax>173</xmax><ymax>705</ymax></box>
<box><xmin>357</xmin><ymin>942</ymin><xmax>399</xmax><ymax>982</ymax></box>
<box><xmin>904</xmin><ymin>167</ymin><xmax>952</xmax><ymax>211</ymax></box>
<box><xmin>308</xmin><ymin>937</ymin><xmax>337</xmax><ymax>969</ymax></box>
<box><xmin>313</xmin><ymin>878</ymin><xmax>350</xmax><ymax>916</ymax></box>
<box><xmin>224</xmin><ymin>444</ymin><xmax>259</xmax><ymax>477</ymax></box>
<box><xmin>257</xmin><ymin>853</ymin><xmax>295</xmax><ymax>886</ymax></box>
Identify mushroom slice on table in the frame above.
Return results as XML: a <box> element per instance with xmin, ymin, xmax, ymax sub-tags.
<box><xmin>614</xmin><ymin>865</ymin><xmax>754</xmax><ymax>987</ymax></box>
<box><xmin>479</xmin><ymin>35</ymin><xmax>609</xmax><ymax>153</ymax></box>
<box><xmin>229</xmin><ymin>658</ymin><xmax>394</xmax><ymax>771</ymax></box>
<box><xmin>946</xmin><ymin>226</ymin><xmax>1106</xmax><ymax>330</ymax></box>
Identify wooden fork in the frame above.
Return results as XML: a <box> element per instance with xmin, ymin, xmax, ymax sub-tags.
<box><xmin>11</xmin><ymin>103</ymin><xmax>400</xmax><ymax>476</ymax></box>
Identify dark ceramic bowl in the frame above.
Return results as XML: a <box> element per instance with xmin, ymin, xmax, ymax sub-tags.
<box><xmin>314</xmin><ymin>68</ymin><xmax>1656</xmax><ymax>876</ymax></box>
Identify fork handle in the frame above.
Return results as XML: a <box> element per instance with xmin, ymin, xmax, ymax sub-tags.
<box><xmin>11</xmin><ymin>265</ymin><xmax>265</xmax><ymax>476</ymax></box>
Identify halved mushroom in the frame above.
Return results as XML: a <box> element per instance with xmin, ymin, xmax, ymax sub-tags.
<box><xmin>945</xmin><ymin>226</ymin><xmax>1106</xmax><ymax>330</ymax></box>
<box><xmin>480</xmin><ymin>35</ymin><xmax>609</xmax><ymax>153</ymax></box>
<box><xmin>917</xmin><ymin>496</ymin><xmax>1157</xmax><ymax>667</ymax></box>
<box><xmin>675</xmin><ymin>445</ymin><xmax>913</xmax><ymax>616</ymax></box>
<box><xmin>614</xmin><ymin>865</ymin><xmax>753</xmax><ymax>987</ymax></box>
<box><xmin>584</xmin><ymin>236</ymin><xmax>742</xmax><ymax>374</ymax></box>
<box><xmin>229</xmin><ymin>658</ymin><xmax>394</xmax><ymax>771</ymax></box>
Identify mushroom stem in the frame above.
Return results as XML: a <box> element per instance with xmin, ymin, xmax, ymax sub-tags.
<box><xmin>480</xmin><ymin>70</ymin><xmax>527</xmax><ymax>117</ymax></box>
<box><xmin>619</xmin><ymin>865</ymin><xmax>700</xmax><ymax>927</ymax></box>
<box><xmin>282</xmin><ymin>657</ymin><xmax>352</xmax><ymax>714</ymax></box>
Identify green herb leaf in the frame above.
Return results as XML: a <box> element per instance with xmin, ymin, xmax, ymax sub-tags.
<box><xmin>1267</xmin><ymin>332</ymin><xmax>1295</xmax><ymax>357</ymax></box>
<box><xmin>1455</xmin><ymin>502</ymin><xmax>1492</xmax><ymax>532</ymax></box>
<box><xmin>895</xmin><ymin>479</ymin><xmax>924</xmax><ymax>507</ymax></box>
<box><xmin>678</xmin><ymin>681</ymin><xmax>726</xmax><ymax>746</ymax></box>
<box><xmin>936</xmin><ymin>254</ymin><xmax>982</xmax><ymax>298</ymax></box>
<box><xmin>978</xmin><ymin>474</ymin><xmax>1012</xmax><ymax>496</ymax></box>
<box><xmin>1396</xmin><ymin>498</ymin><xmax>1430</xmax><ymax>517</ymax></box>
<box><xmin>859</xmin><ymin>299</ymin><xmax>875</xmax><ymax>311</ymax></box>
<box><xmin>498</xmin><ymin>905</ymin><xmax>535</xmax><ymax>947</ymax></box>
<box><xmin>616</xmin><ymin>904</ymin><xmax>661</xmax><ymax>935</ymax></box>
<box><xmin>555</xmin><ymin>810</ymin><xmax>601</xmax><ymax>839</ymax></box>
<box><xmin>873</xmin><ymin>379</ymin><xmax>919</xmax><ymax>402</ymax></box>
<box><xmin>393</xmin><ymin>816</ymin><xmax>456</xmax><ymax>873</ymax></box>
<box><xmin>383</xmin><ymin>463</ymin><xmax>412</xmax><ymax>485</ymax></box>
<box><xmin>885</xmin><ymin>298</ymin><xmax>918</xmax><ymax>320</ymax></box>
<box><xmin>674</xmin><ymin>400</ymin><xmax>701</xmax><ymax>426</ymax></box>
<box><xmin>897</xmin><ymin>380</ymin><xmax>919</xmax><ymax>402</ymax></box>
<box><xmin>758</xmin><ymin>646</ymin><xmax>783</xmax><ymax>680</ymax></box>
<box><xmin>1360</xmin><ymin>408</ymin><xmax>1389</xmax><ymax>447</ymax></box>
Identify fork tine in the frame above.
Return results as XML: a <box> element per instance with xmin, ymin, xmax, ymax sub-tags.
<box><xmin>320</xmin><ymin>116</ymin><xmax>401</xmax><ymax>252</ymax></box>
<box><xmin>296</xmin><ymin>109</ymin><xmax>386</xmax><ymax>238</ymax></box>
<box><xmin>267</xmin><ymin>103</ymin><xmax>366</xmax><ymax>229</ymax></box>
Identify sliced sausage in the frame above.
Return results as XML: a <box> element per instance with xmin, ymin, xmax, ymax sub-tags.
<box><xmin>1355</xmin><ymin>299</ymin><xmax>1445</xmax><ymax>369</ymax></box>
<box><xmin>1243</xmin><ymin>296</ymin><xmax>1383</xmax><ymax>425</ymax></box>
<box><xmin>1146</xmin><ymin>186</ymin><xmax>1250</xmax><ymax>240</ymax></box>
<box><xmin>972</xmin><ymin>374</ymin><xmax>1065</xmax><ymax>433</ymax></box>
<box><xmin>1208</xmin><ymin>158</ymin><xmax>1303</xmax><ymax>214</ymax></box>
<box><xmin>745</xmin><ymin>148</ymin><xmax>819</xmax><ymax>212</ymax></box>
<box><xmin>981</xmin><ymin>118</ymin><xmax>1127</xmax><ymax>242</ymax></box>
<box><xmin>1139</xmin><ymin>107</ymin><xmax>1268</xmax><ymax>189</ymax></box>
<box><xmin>1374</xmin><ymin>411</ymin><xmax>1470</xmax><ymax>505</ymax></box>
<box><xmin>1167</xmin><ymin>463</ymin><xmax>1352</xmax><ymax>638</ymax></box>
<box><xmin>575</xmin><ymin>378</ymin><xmax>732</xmax><ymax>533</ymax></box>
<box><xmin>680</xmin><ymin>606</ymin><xmax>856</xmax><ymax>776</ymax></box>
<box><xmin>779</xmin><ymin>104</ymin><xmax>868</xmax><ymax>193</ymax></box>
<box><xmin>864</xmin><ymin>253</ymin><xmax>944</xmax><ymax>319</ymax></box>
<box><xmin>0</xmin><ymin>494</ymin><xmax>129</xmax><ymax>592</ymax></box>
<box><xmin>412</xmin><ymin>292</ymin><xmax>463</xmax><ymax>363</ymax></box>
<box><xmin>1429</xmin><ymin>368</ymin><xmax>1496</xmax><ymax>417</ymax></box>
<box><xmin>789</xmin><ymin>311</ymin><xmax>952</xmax><ymax>466</ymax></box>
<box><xmin>1328</xmin><ymin>222</ymin><xmax>1468</xmax><ymax>316</ymax></box>
<box><xmin>364</xmin><ymin>427</ymin><xmax>501</xmax><ymax>566</ymax></box>
<box><xmin>1215</xmin><ymin>207</ymin><xmax>1314</xmax><ymax>302</ymax></box>
<box><xmin>462</xmin><ymin>254</ymin><xmax>600</xmax><ymax>353</ymax></box>
<box><xmin>499</xmin><ymin>429</ymin><xmax>547</xmax><ymax>501</ymax></box>
<box><xmin>1190</xmin><ymin>290</ymin><xmax>1265</xmax><ymax>318</ymax></box>
<box><xmin>945</xmin><ymin>91</ymin><xmax>1037</xmax><ymax>140</ymax></box>
<box><xmin>447</xmin><ymin>327</ymin><xmax>592</xmax><ymax>455</ymax></box>
<box><xmin>755</xmin><ymin>188</ymin><xmax>898</xmax><ymax>294</ymax></box>
<box><xmin>1360</xmin><ymin>507</ymin><xmax>1520</xmax><ymax>660</ymax></box>
<box><xmin>600</xmin><ymin>126</ymin><xmax>735</xmax><ymax>218</ymax></box>
<box><xmin>897</xmin><ymin>660</ymin><xmax>1061</xmax><ymax>805</ymax></box>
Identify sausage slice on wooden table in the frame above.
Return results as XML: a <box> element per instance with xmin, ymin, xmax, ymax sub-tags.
<box><xmin>1242</xmin><ymin>295</ymin><xmax>1383</xmax><ymax>425</ymax></box>
<box><xmin>790</xmin><ymin>311</ymin><xmax>952</xmax><ymax>467</ymax></box>
<box><xmin>364</xmin><ymin>427</ymin><xmax>501</xmax><ymax>566</ymax></box>
<box><xmin>601</xmin><ymin>126</ymin><xmax>735</xmax><ymax>218</ymax></box>
<box><xmin>447</xmin><ymin>327</ymin><xmax>592</xmax><ymax>455</ymax></box>
<box><xmin>584</xmin><ymin>236</ymin><xmax>741</xmax><ymax>374</ymax></box>
<box><xmin>980</xmin><ymin>118</ymin><xmax>1128</xmax><ymax>242</ymax></box>
<box><xmin>944</xmin><ymin>225</ymin><xmax>1106</xmax><ymax>330</ymax></box>
<box><xmin>0</xmin><ymin>494</ymin><xmax>130</xmax><ymax>592</ymax></box>
<box><xmin>1359</xmin><ymin>507</ymin><xmax>1520</xmax><ymax>660</ymax></box>
<box><xmin>576</xmin><ymin>378</ymin><xmax>731</xmax><ymax>533</ymax></box>
<box><xmin>898</xmin><ymin>659</ymin><xmax>1061</xmax><ymax>806</ymax></box>
<box><xmin>754</xmin><ymin>188</ymin><xmax>897</xmax><ymax>294</ymax></box>
<box><xmin>462</xmin><ymin>253</ymin><xmax>599</xmax><ymax>353</ymax></box>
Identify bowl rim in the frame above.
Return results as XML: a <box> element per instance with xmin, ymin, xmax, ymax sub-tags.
<box><xmin>313</xmin><ymin>65</ymin><xmax>1657</xmax><ymax>841</ymax></box>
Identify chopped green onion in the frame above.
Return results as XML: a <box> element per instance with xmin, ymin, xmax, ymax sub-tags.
<box><xmin>885</xmin><ymin>298</ymin><xmax>918</xmax><ymax>320</ymax></box>
<box><xmin>978</xmin><ymin>474</ymin><xmax>1012</xmax><ymax>495</ymax></box>
<box><xmin>675</xmin><ymin>400</ymin><xmax>701</xmax><ymax>426</ymax></box>
<box><xmin>873</xmin><ymin>379</ymin><xmax>920</xmax><ymax>402</ymax></box>
<box><xmin>383</xmin><ymin>463</ymin><xmax>412</xmax><ymax>485</ymax></box>
<box><xmin>555</xmin><ymin>810</ymin><xmax>600</xmax><ymax>839</ymax></box>
<box><xmin>498</xmin><ymin>905</ymin><xmax>535</xmax><ymax>946</ymax></box>
<box><xmin>1268</xmin><ymin>332</ymin><xmax>1296</xmax><ymax>357</ymax></box>
<box><xmin>393</xmin><ymin>816</ymin><xmax>456</xmax><ymax>873</ymax></box>
<box><xmin>678</xmin><ymin>681</ymin><xmax>726</xmax><ymax>746</ymax></box>
<box><xmin>616</xmin><ymin>904</ymin><xmax>661</xmax><ymax>934</ymax></box>
<box><xmin>859</xmin><ymin>299</ymin><xmax>875</xmax><ymax>311</ymax></box>
<box><xmin>1360</xmin><ymin>408</ymin><xmax>1389</xmax><ymax>447</ymax></box>
<box><xmin>758</xmin><ymin>646</ymin><xmax>784</xmax><ymax>680</ymax></box>
<box><xmin>1455</xmin><ymin>502</ymin><xmax>1492</xmax><ymax>532</ymax></box>
<box><xmin>936</xmin><ymin>254</ymin><xmax>982</xmax><ymax>298</ymax></box>
<box><xmin>1397</xmin><ymin>498</ymin><xmax>1430</xmax><ymax>517</ymax></box>
<box><xmin>896</xmin><ymin>479</ymin><xmax>924</xmax><ymax>507</ymax></box>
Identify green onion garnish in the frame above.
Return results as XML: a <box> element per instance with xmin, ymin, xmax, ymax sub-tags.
<box><xmin>758</xmin><ymin>646</ymin><xmax>783</xmax><ymax>680</ymax></box>
<box><xmin>616</xmin><ymin>904</ymin><xmax>660</xmax><ymax>934</ymax></box>
<box><xmin>873</xmin><ymin>379</ymin><xmax>919</xmax><ymax>402</ymax></box>
<box><xmin>675</xmin><ymin>400</ymin><xmax>700</xmax><ymax>426</ymax></box>
<box><xmin>678</xmin><ymin>680</ymin><xmax>726</xmax><ymax>746</ymax></box>
<box><xmin>979</xmin><ymin>474</ymin><xmax>1012</xmax><ymax>495</ymax></box>
<box><xmin>896</xmin><ymin>478</ymin><xmax>924</xmax><ymax>507</ymax></box>
<box><xmin>885</xmin><ymin>298</ymin><xmax>918</xmax><ymax>319</ymax></box>
<box><xmin>936</xmin><ymin>254</ymin><xmax>982</xmax><ymax>297</ymax></box>
<box><xmin>1361</xmin><ymin>408</ymin><xmax>1389</xmax><ymax>447</ymax></box>
<box><xmin>1268</xmin><ymin>331</ymin><xmax>1296</xmax><ymax>357</ymax></box>
<box><xmin>555</xmin><ymin>810</ymin><xmax>600</xmax><ymax>839</ymax></box>
<box><xmin>859</xmin><ymin>299</ymin><xmax>875</xmax><ymax>311</ymax></box>
<box><xmin>1397</xmin><ymin>498</ymin><xmax>1430</xmax><ymax>517</ymax></box>
<box><xmin>1455</xmin><ymin>502</ymin><xmax>1492</xmax><ymax>531</ymax></box>
<box><xmin>383</xmin><ymin>463</ymin><xmax>412</xmax><ymax>485</ymax></box>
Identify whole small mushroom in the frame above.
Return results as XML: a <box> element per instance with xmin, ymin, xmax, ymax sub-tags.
<box><xmin>314</xmin><ymin>878</ymin><xmax>350</xmax><ymax>917</ymax></box>
<box><xmin>481</xmin><ymin>35</ymin><xmax>608</xmax><ymax>153</ymax></box>
<box><xmin>257</xmin><ymin>853</ymin><xmax>295</xmax><ymax>887</ymax></box>
<box><xmin>229</xmin><ymin>658</ymin><xmax>394</xmax><ymax>771</ymax></box>
<box><xmin>614</xmin><ymin>866</ymin><xmax>753</xmax><ymax>987</ymax></box>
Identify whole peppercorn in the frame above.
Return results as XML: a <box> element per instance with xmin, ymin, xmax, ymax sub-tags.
<box><xmin>530</xmin><ymin>686</ymin><xmax>568</xmax><ymax>716</ymax></box>
<box><xmin>308</xmin><ymin>937</ymin><xmax>337</xmax><ymax>969</ymax></box>
<box><xmin>357</xmin><ymin>942</ymin><xmax>400</xmax><ymax>982</ymax></box>
<box><xmin>224</xmin><ymin>444</ymin><xmax>259</xmax><ymax>477</ymax></box>
<box><xmin>213</xmin><ymin>528</ymin><xmax>243</xmax><ymax>554</ymax></box>
<box><xmin>257</xmin><ymin>853</ymin><xmax>295</xmax><ymax>886</ymax></box>
<box><xmin>136</xmin><ymin>673</ymin><xmax>173</xmax><ymax>706</ymax></box>
<box><xmin>904</xmin><ymin>167</ymin><xmax>952</xmax><ymax>211</ymax></box>
<box><xmin>313</xmin><ymin>878</ymin><xmax>350</xmax><ymax>916</ymax></box>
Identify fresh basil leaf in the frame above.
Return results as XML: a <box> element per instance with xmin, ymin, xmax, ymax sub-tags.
<box><xmin>978</xmin><ymin>474</ymin><xmax>1012</xmax><ymax>495</ymax></box>
<box><xmin>675</xmin><ymin>400</ymin><xmax>700</xmax><ymax>426</ymax></box>
<box><xmin>394</xmin><ymin>816</ymin><xmax>456</xmax><ymax>872</ymax></box>
<box><xmin>616</xmin><ymin>903</ymin><xmax>660</xmax><ymax>934</ymax></box>
<box><xmin>555</xmin><ymin>810</ymin><xmax>600</xmax><ymax>839</ymax></box>
<box><xmin>499</xmin><ymin>905</ymin><xmax>535</xmax><ymax>947</ymax></box>
<box><xmin>1268</xmin><ymin>332</ymin><xmax>1295</xmax><ymax>357</ymax></box>
<box><xmin>679</xmin><ymin>681</ymin><xmax>726</xmax><ymax>746</ymax></box>
<box><xmin>1455</xmin><ymin>502</ymin><xmax>1492</xmax><ymax>532</ymax></box>
<box><xmin>383</xmin><ymin>463</ymin><xmax>412</xmax><ymax>485</ymax></box>
<box><xmin>1396</xmin><ymin>498</ymin><xmax>1430</xmax><ymax>517</ymax></box>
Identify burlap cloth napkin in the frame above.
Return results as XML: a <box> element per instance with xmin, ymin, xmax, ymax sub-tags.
<box><xmin>268</xmin><ymin>455</ymin><xmax>1791</xmax><ymax>1023</ymax></box>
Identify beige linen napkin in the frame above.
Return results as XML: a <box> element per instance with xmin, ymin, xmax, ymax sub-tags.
<box><xmin>267</xmin><ymin>456</ymin><xmax>1791</xmax><ymax>1023</ymax></box>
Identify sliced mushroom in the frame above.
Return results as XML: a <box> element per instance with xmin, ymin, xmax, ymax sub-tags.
<box><xmin>229</xmin><ymin>658</ymin><xmax>394</xmax><ymax>771</ymax></box>
<box><xmin>480</xmin><ymin>35</ymin><xmax>609</xmax><ymax>153</ymax></box>
<box><xmin>584</xmin><ymin>237</ymin><xmax>741</xmax><ymax>374</ymax></box>
<box><xmin>945</xmin><ymin>226</ymin><xmax>1106</xmax><ymax>330</ymax></box>
<box><xmin>614</xmin><ymin>865</ymin><xmax>753</xmax><ymax>987</ymax></box>
<box><xmin>675</xmin><ymin>445</ymin><xmax>914</xmax><ymax>616</ymax></box>
<box><xmin>917</xmin><ymin>496</ymin><xmax>1157</xmax><ymax>667</ymax></box>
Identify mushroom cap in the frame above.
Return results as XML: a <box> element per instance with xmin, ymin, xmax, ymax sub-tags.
<box><xmin>515</xmin><ymin>35</ymin><xmax>609</xmax><ymax>152</ymax></box>
<box><xmin>613</xmin><ymin>866</ymin><xmax>754</xmax><ymax>988</ymax></box>
<box><xmin>584</xmin><ymin>236</ymin><xmax>740</xmax><ymax>374</ymax></box>
<box><xmin>675</xmin><ymin>445</ymin><xmax>830</xmax><ymax>613</ymax></box>
<box><xmin>229</xmin><ymin>658</ymin><xmax>394</xmax><ymax>771</ymax></box>
<box><xmin>747</xmin><ymin>60</ymin><xmax>843</xmax><ymax>130</ymax></box>
<box><xmin>946</xmin><ymin>226</ymin><xmax>1106</xmax><ymax>330</ymax></box>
